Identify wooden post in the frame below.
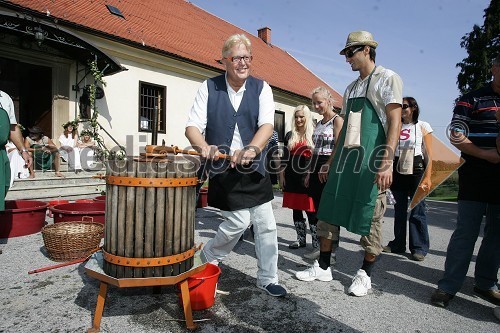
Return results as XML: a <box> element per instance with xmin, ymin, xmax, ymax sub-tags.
<box><xmin>164</xmin><ymin>161</ymin><xmax>175</xmax><ymax>276</ymax></box>
<box><xmin>134</xmin><ymin>161</ymin><xmax>146</xmax><ymax>278</ymax></box>
<box><xmin>154</xmin><ymin>161</ymin><xmax>167</xmax><ymax>277</ymax></box>
<box><xmin>173</xmin><ymin>159</ymin><xmax>182</xmax><ymax>276</ymax></box>
<box><xmin>144</xmin><ymin>161</ymin><xmax>156</xmax><ymax>278</ymax></box>
<box><xmin>109</xmin><ymin>161</ymin><xmax>119</xmax><ymax>277</ymax></box>
<box><xmin>124</xmin><ymin>161</ymin><xmax>137</xmax><ymax>278</ymax></box>
<box><xmin>87</xmin><ymin>282</ymin><xmax>108</xmax><ymax>333</ymax></box>
<box><xmin>179</xmin><ymin>161</ymin><xmax>188</xmax><ymax>273</ymax></box>
<box><xmin>187</xmin><ymin>168</ymin><xmax>196</xmax><ymax>268</ymax></box>
<box><xmin>116</xmin><ymin>160</ymin><xmax>127</xmax><ymax>278</ymax></box>
<box><xmin>103</xmin><ymin>162</ymin><xmax>114</xmax><ymax>275</ymax></box>
<box><xmin>179</xmin><ymin>279</ymin><xmax>197</xmax><ymax>330</ymax></box>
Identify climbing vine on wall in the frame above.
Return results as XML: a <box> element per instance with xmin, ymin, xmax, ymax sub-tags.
<box><xmin>88</xmin><ymin>59</ymin><xmax>105</xmax><ymax>132</ymax></box>
<box><xmin>84</xmin><ymin>59</ymin><xmax>125</xmax><ymax>160</ymax></box>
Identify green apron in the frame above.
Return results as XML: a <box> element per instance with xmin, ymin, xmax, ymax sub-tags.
<box><xmin>32</xmin><ymin>143</ymin><xmax>53</xmax><ymax>171</ymax></box>
<box><xmin>0</xmin><ymin>108</ymin><xmax>11</xmax><ymax>210</ymax></box>
<box><xmin>317</xmin><ymin>95</ymin><xmax>386</xmax><ymax>236</ymax></box>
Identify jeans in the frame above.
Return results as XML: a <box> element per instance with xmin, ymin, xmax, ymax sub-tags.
<box><xmin>202</xmin><ymin>200</ymin><xmax>279</xmax><ymax>287</ymax></box>
<box><xmin>438</xmin><ymin>200</ymin><xmax>500</xmax><ymax>294</ymax></box>
<box><xmin>389</xmin><ymin>190</ymin><xmax>429</xmax><ymax>255</ymax></box>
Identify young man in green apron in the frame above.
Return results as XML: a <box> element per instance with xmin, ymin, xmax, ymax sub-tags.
<box><xmin>0</xmin><ymin>89</ymin><xmax>32</xmax><ymax>211</ymax></box>
<box><xmin>296</xmin><ymin>31</ymin><xmax>403</xmax><ymax>297</ymax></box>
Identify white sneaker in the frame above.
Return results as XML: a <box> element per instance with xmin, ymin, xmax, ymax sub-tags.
<box><xmin>303</xmin><ymin>248</ymin><xmax>320</xmax><ymax>259</ymax></box>
<box><xmin>295</xmin><ymin>260</ymin><xmax>333</xmax><ymax>282</ymax></box>
<box><xmin>348</xmin><ymin>269</ymin><xmax>371</xmax><ymax>296</ymax></box>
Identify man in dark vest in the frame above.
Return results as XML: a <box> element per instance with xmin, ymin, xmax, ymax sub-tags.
<box><xmin>185</xmin><ymin>34</ymin><xmax>286</xmax><ymax>297</ymax></box>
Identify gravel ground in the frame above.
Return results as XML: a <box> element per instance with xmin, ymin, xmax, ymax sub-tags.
<box><xmin>0</xmin><ymin>194</ymin><xmax>498</xmax><ymax>333</ymax></box>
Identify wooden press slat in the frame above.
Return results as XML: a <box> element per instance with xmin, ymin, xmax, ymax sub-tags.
<box><xmin>124</xmin><ymin>161</ymin><xmax>137</xmax><ymax>278</ymax></box>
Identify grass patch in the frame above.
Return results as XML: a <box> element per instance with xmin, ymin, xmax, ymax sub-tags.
<box><xmin>428</xmin><ymin>175</ymin><xmax>458</xmax><ymax>202</ymax></box>
<box><xmin>427</xmin><ymin>195</ymin><xmax>457</xmax><ymax>202</ymax></box>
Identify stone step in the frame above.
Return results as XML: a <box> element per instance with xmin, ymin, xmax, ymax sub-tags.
<box><xmin>8</xmin><ymin>179</ymin><xmax>104</xmax><ymax>192</ymax></box>
<box><xmin>7</xmin><ymin>172</ymin><xmax>105</xmax><ymax>188</ymax></box>
<box><xmin>5</xmin><ymin>168</ymin><xmax>106</xmax><ymax>201</ymax></box>
<box><xmin>6</xmin><ymin>184</ymin><xmax>105</xmax><ymax>201</ymax></box>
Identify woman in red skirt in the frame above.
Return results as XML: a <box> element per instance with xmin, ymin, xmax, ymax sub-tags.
<box><xmin>280</xmin><ymin>105</ymin><xmax>316</xmax><ymax>249</ymax></box>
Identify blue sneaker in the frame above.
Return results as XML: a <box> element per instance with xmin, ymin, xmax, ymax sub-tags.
<box><xmin>258</xmin><ymin>283</ymin><xmax>287</xmax><ymax>297</ymax></box>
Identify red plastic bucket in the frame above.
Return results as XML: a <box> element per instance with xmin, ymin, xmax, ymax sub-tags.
<box><xmin>74</xmin><ymin>199</ymin><xmax>94</xmax><ymax>203</ymax></box>
<box><xmin>49</xmin><ymin>199</ymin><xmax>70</xmax><ymax>206</ymax></box>
<box><xmin>47</xmin><ymin>199</ymin><xmax>70</xmax><ymax>217</ymax></box>
<box><xmin>50</xmin><ymin>202</ymin><xmax>106</xmax><ymax>224</ymax></box>
<box><xmin>0</xmin><ymin>200</ymin><xmax>49</xmax><ymax>238</ymax></box>
<box><xmin>180</xmin><ymin>263</ymin><xmax>221</xmax><ymax>311</ymax></box>
<box><xmin>93</xmin><ymin>195</ymin><xmax>106</xmax><ymax>202</ymax></box>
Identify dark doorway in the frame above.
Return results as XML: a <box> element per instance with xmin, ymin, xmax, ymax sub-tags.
<box><xmin>0</xmin><ymin>57</ymin><xmax>52</xmax><ymax>135</ymax></box>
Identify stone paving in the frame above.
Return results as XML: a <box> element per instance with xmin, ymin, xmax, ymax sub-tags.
<box><xmin>0</xmin><ymin>194</ymin><xmax>498</xmax><ymax>332</ymax></box>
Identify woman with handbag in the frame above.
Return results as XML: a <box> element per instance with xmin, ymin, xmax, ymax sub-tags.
<box><xmin>383</xmin><ymin>96</ymin><xmax>433</xmax><ymax>261</ymax></box>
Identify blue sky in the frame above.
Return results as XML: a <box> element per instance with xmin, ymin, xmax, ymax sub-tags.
<box><xmin>189</xmin><ymin>0</ymin><xmax>491</xmax><ymax>145</ymax></box>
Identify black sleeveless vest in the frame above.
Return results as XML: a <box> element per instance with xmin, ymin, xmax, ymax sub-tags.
<box><xmin>205</xmin><ymin>74</ymin><xmax>267</xmax><ymax>177</ymax></box>
<box><xmin>204</xmin><ymin>75</ymin><xmax>273</xmax><ymax>210</ymax></box>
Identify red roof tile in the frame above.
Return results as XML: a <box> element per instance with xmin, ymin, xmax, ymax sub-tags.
<box><xmin>3</xmin><ymin>0</ymin><xmax>342</xmax><ymax>106</ymax></box>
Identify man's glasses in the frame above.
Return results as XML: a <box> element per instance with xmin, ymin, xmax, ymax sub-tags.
<box><xmin>344</xmin><ymin>46</ymin><xmax>365</xmax><ymax>58</ymax></box>
<box><xmin>402</xmin><ymin>104</ymin><xmax>410</xmax><ymax>110</ymax></box>
<box><xmin>224</xmin><ymin>55</ymin><xmax>253</xmax><ymax>64</ymax></box>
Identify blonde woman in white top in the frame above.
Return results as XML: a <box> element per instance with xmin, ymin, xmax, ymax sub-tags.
<box><xmin>303</xmin><ymin>86</ymin><xmax>343</xmax><ymax>259</ymax></box>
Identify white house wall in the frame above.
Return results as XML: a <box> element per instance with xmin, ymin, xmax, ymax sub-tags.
<box><xmin>72</xmin><ymin>32</ymin><xmax>316</xmax><ymax>155</ymax></box>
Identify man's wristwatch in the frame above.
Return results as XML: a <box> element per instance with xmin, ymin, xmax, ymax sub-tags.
<box><xmin>19</xmin><ymin>148</ymin><xmax>28</xmax><ymax>154</ymax></box>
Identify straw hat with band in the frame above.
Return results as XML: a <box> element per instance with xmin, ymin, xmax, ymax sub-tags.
<box><xmin>339</xmin><ymin>30</ymin><xmax>378</xmax><ymax>55</ymax></box>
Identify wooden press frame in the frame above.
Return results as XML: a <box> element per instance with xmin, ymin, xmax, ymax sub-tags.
<box><xmin>85</xmin><ymin>262</ymin><xmax>207</xmax><ymax>332</ymax></box>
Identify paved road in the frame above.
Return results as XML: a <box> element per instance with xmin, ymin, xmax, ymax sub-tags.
<box><xmin>0</xmin><ymin>194</ymin><xmax>498</xmax><ymax>332</ymax></box>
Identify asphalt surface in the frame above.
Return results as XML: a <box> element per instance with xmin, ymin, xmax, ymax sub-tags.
<box><xmin>0</xmin><ymin>193</ymin><xmax>498</xmax><ymax>333</ymax></box>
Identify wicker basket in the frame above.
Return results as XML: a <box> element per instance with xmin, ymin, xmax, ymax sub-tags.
<box><xmin>42</xmin><ymin>222</ymin><xmax>104</xmax><ymax>262</ymax></box>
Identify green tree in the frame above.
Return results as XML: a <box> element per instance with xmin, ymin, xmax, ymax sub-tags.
<box><xmin>456</xmin><ymin>0</ymin><xmax>500</xmax><ymax>95</ymax></box>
